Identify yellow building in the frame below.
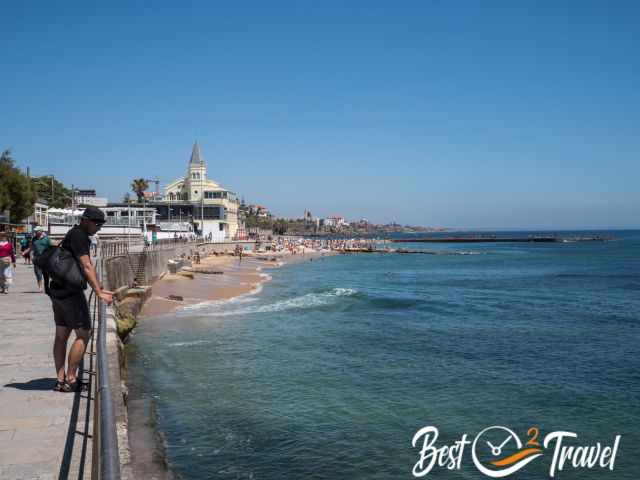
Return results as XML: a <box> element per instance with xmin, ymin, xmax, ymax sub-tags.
<box><xmin>154</xmin><ymin>143</ymin><xmax>240</xmax><ymax>240</ymax></box>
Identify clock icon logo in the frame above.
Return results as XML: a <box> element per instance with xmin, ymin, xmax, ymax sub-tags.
<box><xmin>472</xmin><ymin>426</ymin><xmax>543</xmax><ymax>478</ymax></box>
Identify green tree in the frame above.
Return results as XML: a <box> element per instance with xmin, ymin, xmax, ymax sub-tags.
<box><xmin>0</xmin><ymin>149</ymin><xmax>37</xmax><ymax>223</ymax></box>
<box><xmin>131</xmin><ymin>178</ymin><xmax>149</xmax><ymax>202</ymax></box>
<box><xmin>31</xmin><ymin>175</ymin><xmax>72</xmax><ymax>208</ymax></box>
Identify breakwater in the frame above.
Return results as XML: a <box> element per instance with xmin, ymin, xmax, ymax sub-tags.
<box><xmin>390</xmin><ymin>235</ymin><xmax>610</xmax><ymax>243</ymax></box>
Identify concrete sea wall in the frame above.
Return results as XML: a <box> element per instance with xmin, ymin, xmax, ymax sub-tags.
<box><xmin>101</xmin><ymin>240</ymin><xmax>256</xmax><ymax>477</ymax></box>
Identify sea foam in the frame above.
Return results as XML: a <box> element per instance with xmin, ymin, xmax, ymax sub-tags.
<box><xmin>189</xmin><ymin>287</ymin><xmax>357</xmax><ymax>317</ymax></box>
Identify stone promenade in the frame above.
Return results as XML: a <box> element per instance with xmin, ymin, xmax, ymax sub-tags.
<box><xmin>0</xmin><ymin>263</ymin><xmax>92</xmax><ymax>479</ymax></box>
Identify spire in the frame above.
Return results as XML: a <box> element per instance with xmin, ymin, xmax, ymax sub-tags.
<box><xmin>189</xmin><ymin>141</ymin><xmax>204</xmax><ymax>165</ymax></box>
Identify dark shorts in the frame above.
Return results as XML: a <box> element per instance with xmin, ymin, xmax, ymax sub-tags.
<box><xmin>51</xmin><ymin>291</ymin><xmax>91</xmax><ymax>330</ymax></box>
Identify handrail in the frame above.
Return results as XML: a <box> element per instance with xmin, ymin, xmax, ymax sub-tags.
<box><xmin>92</xmin><ymin>256</ymin><xmax>121</xmax><ymax>480</ymax></box>
<box><xmin>99</xmin><ymin>237</ymin><xmax>206</xmax><ymax>258</ymax></box>
<box><xmin>96</xmin><ymin>298</ymin><xmax>121</xmax><ymax>479</ymax></box>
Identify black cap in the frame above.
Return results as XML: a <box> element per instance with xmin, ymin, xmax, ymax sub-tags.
<box><xmin>81</xmin><ymin>206</ymin><xmax>106</xmax><ymax>223</ymax></box>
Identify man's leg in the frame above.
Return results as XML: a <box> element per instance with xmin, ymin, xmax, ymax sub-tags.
<box><xmin>66</xmin><ymin>328</ymin><xmax>90</xmax><ymax>384</ymax></box>
<box><xmin>34</xmin><ymin>265</ymin><xmax>43</xmax><ymax>292</ymax></box>
<box><xmin>54</xmin><ymin>326</ymin><xmax>71</xmax><ymax>382</ymax></box>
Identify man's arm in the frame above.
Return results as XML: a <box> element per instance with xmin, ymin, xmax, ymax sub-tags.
<box><xmin>78</xmin><ymin>254</ymin><xmax>113</xmax><ymax>304</ymax></box>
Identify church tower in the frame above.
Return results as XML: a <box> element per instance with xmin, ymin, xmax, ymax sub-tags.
<box><xmin>187</xmin><ymin>141</ymin><xmax>207</xmax><ymax>201</ymax></box>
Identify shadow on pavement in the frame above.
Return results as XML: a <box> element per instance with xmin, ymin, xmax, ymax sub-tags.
<box><xmin>4</xmin><ymin>377</ymin><xmax>57</xmax><ymax>390</ymax></box>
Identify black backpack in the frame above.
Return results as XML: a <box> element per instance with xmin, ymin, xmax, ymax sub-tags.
<box><xmin>34</xmin><ymin>242</ymin><xmax>87</xmax><ymax>291</ymax></box>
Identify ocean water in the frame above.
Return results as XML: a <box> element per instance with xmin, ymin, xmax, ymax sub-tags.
<box><xmin>128</xmin><ymin>231</ymin><xmax>640</xmax><ymax>479</ymax></box>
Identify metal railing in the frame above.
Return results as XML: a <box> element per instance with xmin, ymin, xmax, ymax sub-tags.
<box><xmin>95</xmin><ymin>299</ymin><xmax>121</xmax><ymax>479</ymax></box>
<box><xmin>90</xmin><ymin>259</ymin><xmax>121</xmax><ymax>479</ymax></box>
<box><xmin>100</xmin><ymin>237</ymin><xmax>211</xmax><ymax>258</ymax></box>
<box><xmin>100</xmin><ymin>241</ymin><xmax>131</xmax><ymax>258</ymax></box>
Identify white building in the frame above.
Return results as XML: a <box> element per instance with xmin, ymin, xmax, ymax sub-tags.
<box><xmin>26</xmin><ymin>202</ymin><xmax>49</xmax><ymax>228</ymax></box>
<box><xmin>323</xmin><ymin>216</ymin><xmax>347</xmax><ymax>228</ymax></box>
<box><xmin>151</xmin><ymin>142</ymin><xmax>240</xmax><ymax>240</ymax></box>
<box><xmin>75</xmin><ymin>189</ymin><xmax>108</xmax><ymax>207</ymax></box>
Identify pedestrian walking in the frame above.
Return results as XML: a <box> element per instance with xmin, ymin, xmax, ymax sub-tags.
<box><xmin>25</xmin><ymin>226</ymin><xmax>52</xmax><ymax>293</ymax></box>
<box><xmin>47</xmin><ymin>207</ymin><xmax>113</xmax><ymax>392</ymax></box>
<box><xmin>0</xmin><ymin>232</ymin><xmax>16</xmax><ymax>294</ymax></box>
<box><xmin>20</xmin><ymin>235</ymin><xmax>31</xmax><ymax>264</ymax></box>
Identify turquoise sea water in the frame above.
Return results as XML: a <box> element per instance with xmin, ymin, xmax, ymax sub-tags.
<box><xmin>128</xmin><ymin>231</ymin><xmax>640</xmax><ymax>479</ymax></box>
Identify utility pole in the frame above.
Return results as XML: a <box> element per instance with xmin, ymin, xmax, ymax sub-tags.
<box><xmin>143</xmin><ymin>196</ymin><xmax>147</xmax><ymax>237</ymax></box>
<box><xmin>127</xmin><ymin>195</ymin><xmax>131</xmax><ymax>251</ymax></box>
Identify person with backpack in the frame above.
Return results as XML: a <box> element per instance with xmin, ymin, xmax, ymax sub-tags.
<box><xmin>24</xmin><ymin>226</ymin><xmax>52</xmax><ymax>293</ymax></box>
<box><xmin>20</xmin><ymin>235</ymin><xmax>31</xmax><ymax>264</ymax></box>
<box><xmin>47</xmin><ymin>207</ymin><xmax>113</xmax><ymax>392</ymax></box>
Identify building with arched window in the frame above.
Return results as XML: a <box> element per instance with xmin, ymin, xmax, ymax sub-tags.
<box><xmin>151</xmin><ymin>142</ymin><xmax>240</xmax><ymax>240</ymax></box>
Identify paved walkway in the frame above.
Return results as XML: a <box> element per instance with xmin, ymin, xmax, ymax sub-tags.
<box><xmin>0</xmin><ymin>263</ymin><xmax>93</xmax><ymax>479</ymax></box>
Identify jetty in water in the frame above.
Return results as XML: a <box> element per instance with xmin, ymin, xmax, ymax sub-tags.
<box><xmin>335</xmin><ymin>234</ymin><xmax>612</xmax><ymax>255</ymax></box>
<box><xmin>389</xmin><ymin>235</ymin><xmax>611</xmax><ymax>244</ymax></box>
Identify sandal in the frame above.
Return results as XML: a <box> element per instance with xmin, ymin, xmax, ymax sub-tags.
<box><xmin>61</xmin><ymin>380</ymin><xmax>84</xmax><ymax>393</ymax></box>
<box><xmin>53</xmin><ymin>379</ymin><xmax>66</xmax><ymax>392</ymax></box>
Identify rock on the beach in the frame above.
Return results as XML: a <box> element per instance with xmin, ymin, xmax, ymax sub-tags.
<box><xmin>167</xmin><ymin>294</ymin><xmax>184</xmax><ymax>302</ymax></box>
<box><xmin>125</xmin><ymin>286</ymin><xmax>152</xmax><ymax>301</ymax></box>
<box><xmin>114</xmin><ymin>297</ymin><xmax>141</xmax><ymax>341</ymax></box>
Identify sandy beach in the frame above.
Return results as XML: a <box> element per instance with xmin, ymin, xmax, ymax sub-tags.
<box><xmin>140</xmin><ymin>247</ymin><xmax>333</xmax><ymax>319</ymax></box>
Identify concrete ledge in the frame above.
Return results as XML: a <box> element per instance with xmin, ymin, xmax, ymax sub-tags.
<box><xmin>105</xmin><ymin>305</ymin><xmax>134</xmax><ymax>480</ymax></box>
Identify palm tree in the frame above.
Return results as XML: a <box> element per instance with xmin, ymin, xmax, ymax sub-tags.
<box><xmin>131</xmin><ymin>178</ymin><xmax>149</xmax><ymax>203</ymax></box>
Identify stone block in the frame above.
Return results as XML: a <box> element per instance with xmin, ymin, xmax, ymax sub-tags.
<box><xmin>124</xmin><ymin>286</ymin><xmax>152</xmax><ymax>301</ymax></box>
<box><xmin>113</xmin><ymin>286</ymin><xmax>129</xmax><ymax>301</ymax></box>
<box><xmin>177</xmin><ymin>270</ymin><xmax>194</xmax><ymax>279</ymax></box>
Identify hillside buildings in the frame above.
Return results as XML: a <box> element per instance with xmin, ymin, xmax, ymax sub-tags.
<box><xmin>322</xmin><ymin>216</ymin><xmax>347</xmax><ymax>228</ymax></box>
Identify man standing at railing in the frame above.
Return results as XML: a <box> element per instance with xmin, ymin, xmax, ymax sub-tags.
<box><xmin>49</xmin><ymin>207</ymin><xmax>114</xmax><ymax>393</ymax></box>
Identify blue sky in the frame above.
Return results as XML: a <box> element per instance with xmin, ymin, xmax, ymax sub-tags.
<box><xmin>2</xmin><ymin>1</ymin><xmax>638</xmax><ymax>228</ymax></box>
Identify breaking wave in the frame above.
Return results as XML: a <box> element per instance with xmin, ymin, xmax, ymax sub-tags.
<box><xmin>167</xmin><ymin>340</ymin><xmax>211</xmax><ymax>347</ymax></box>
<box><xmin>198</xmin><ymin>288</ymin><xmax>358</xmax><ymax>317</ymax></box>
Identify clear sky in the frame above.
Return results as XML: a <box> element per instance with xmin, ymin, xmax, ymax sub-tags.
<box><xmin>2</xmin><ymin>1</ymin><xmax>638</xmax><ymax>229</ymax></box>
